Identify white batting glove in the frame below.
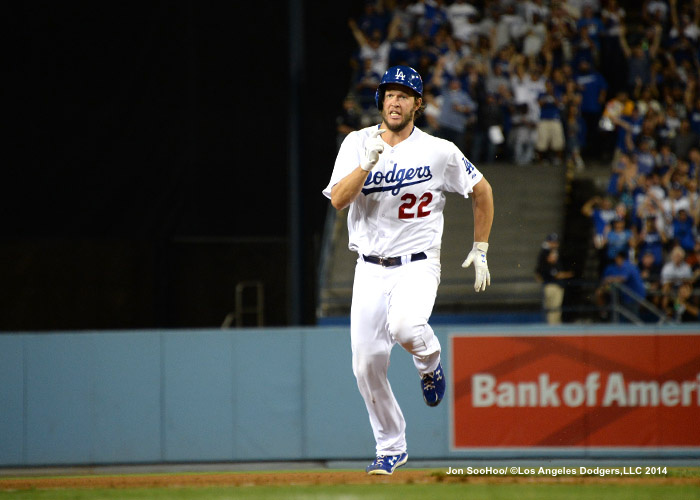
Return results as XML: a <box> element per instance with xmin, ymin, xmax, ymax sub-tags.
<box><xmin>360</xmin><ymin>128</ymin><xmax>387</xmax><ymax>171</ymax></box>
<box><xmin>462</xmin><ymin>242</ymin><xmax>490</xmax><ymax>292</ymax></box>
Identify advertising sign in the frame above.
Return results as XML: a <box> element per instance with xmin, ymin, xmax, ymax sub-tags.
<box><xmin>451</xmin><ymin>333</ymin><xmax>700</xmax><ymax>449</ymax></box>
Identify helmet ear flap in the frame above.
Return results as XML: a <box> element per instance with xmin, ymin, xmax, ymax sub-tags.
<box><xmin>375</xmin><ymin>88</ymin><xmax>384</xmax><ymax>110</ymax></box>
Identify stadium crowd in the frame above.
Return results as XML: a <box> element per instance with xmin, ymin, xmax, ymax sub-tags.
<box><xmin>337</xmin><ymin>0</ymin><xmax>700</xmax><ymax>322</ymax></box>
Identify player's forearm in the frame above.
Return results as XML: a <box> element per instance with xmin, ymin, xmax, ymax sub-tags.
<box><xmin>471</xmin><ymin>178</ymin><xmax>494</xmax><ymax>242</ymax></box>
<box><xmin>330</xmin><ymin>167</ymin><xmax>370</xmax><ymax>210</ymax></box>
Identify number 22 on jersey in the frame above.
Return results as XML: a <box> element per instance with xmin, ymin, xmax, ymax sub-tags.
<box><xmin>399</xmin><ymin>192</ymin><xmax>432</xmax><ymax>219</ymax></box>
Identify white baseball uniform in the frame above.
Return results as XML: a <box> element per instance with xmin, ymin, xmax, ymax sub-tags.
<box><xmin>323</xmin><ymin>125</ymin><xmax>483</xmax><ymax>456</ymax></box>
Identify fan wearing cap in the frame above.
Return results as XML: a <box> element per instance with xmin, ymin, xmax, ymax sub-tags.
<box><xmin>323</xmin><ymin>65</ymin><xmax>494</xmax><ymax>475</ymax></box>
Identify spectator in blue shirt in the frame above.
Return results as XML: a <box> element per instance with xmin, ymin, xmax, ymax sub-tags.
<box><xmin>535</xmin><ymin>79</ymin><xmax>565</xmax><ymax>165</ymax></box>
<box><xmin>417</xmin><ymin>0</ymin><xmax>449</xmax><ymax>39</ymax></box>
<box><xmin>672</xmin><ymin>208</ymin><xmax>697</xmax><ymax>253</ymax></box>
<box><xmin>353</xmin><ymin>58</ymin><xmax>383</xmax><ymax>113</ymax></box>
<box><xmin>575</xmin><ymin>59</ymin><xmax>608</xmax><ymax>160</ymax></box>
<box><xmin>612</xmin><ymin>103</ymin><xmax>644</xmax><ymax>155</ymax></box>
<box><xmin>636</xmin><ymin>215</ymin><xmax>667</xmax><ymax>268</ymax></box>
<box><xmin>576</xmin><ymin>4</ymin><xmax>605</xmax><ymax>52</ymax></box>
<box><xmin>619</xmin><ymin>22</ymin><xmax>662</xmax><ymax>94</ymax></box>
<box><xmin>595</xmin><ymin>250</ymin><xmax>647</xmax><ymax>321</ymax></box>
<box><xmin>356</xmin><ymin>1</ymin><xmax>390</xmax><ymax>39</ymax></box>
<box><xmin>604</xmin><ymin>216</ymin><xmax>633</xmax><ymax>268</ymax></box>
<box><xmin>582</xmin><ymin>194</ymin><xmax>618</xmax><ymax>277</ymax></box>
<box><xmin>634</xmin><ymin>137</ymin><xmax>657</xmax><ymax>176</ymax></box>
<box><xmin>572</xmin><ymin>24</ymin><xmax>598</xmax><ymax>70</ymax></box>
<box><xmin>472</xmin><ymin>91</ymin><xmax>506</xmax><ymax>165</ymax></box>
<box><xmin>688</xmin><ymin>96</ymin><xmax>700</xmax><ymax>136</ymax></box>
<box><xmin>390</xmin><ymin>31</ymin><xmax>426</xmax><ymax>69</ymax></box>
<box><xmin>600</xmin><ymin>0</ymin><xmax>627</xmax><ymax>94</ymax></box>
<box><xmin>436</xmin><ymin>76</ymin><xmax>476</xmax><ymax>154</ymax></box>
<box><xmin>688</xmin><ymin>148</ymin><xmax>700</xmax><ymax>179</ymax></box>
<box><xmin>655</xmin><ymin>142</ymin><xmax>678</xmax><ymax>177</ymax></box>
<box><xmin>582</xmin><ymin>194</ymin><xmax>617</xmax><ymax>248</ymax></box>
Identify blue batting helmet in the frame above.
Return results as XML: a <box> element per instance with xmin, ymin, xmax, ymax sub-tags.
<box><xmin>375</xmin><ymin>65</ymin><xmax>424</xmax><ymax>110</ymax></box>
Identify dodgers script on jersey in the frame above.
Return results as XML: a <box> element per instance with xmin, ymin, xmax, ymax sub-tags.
<box><xmin>323</xmin><ymin>125</ymin><xmax>483</xmax><ymax>257</ymax></box>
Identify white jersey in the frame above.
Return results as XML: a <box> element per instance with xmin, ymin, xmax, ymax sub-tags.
<box><xmin>323</xmin><ymin>125</ymin><xmax>483</xmax><ymax>257</ymax></box>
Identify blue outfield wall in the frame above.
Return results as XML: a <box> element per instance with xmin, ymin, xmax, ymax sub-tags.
<box><xmin>0</xmin><ymin>324</ymin><xmax>699</xmax><ymax>467</ymax></box>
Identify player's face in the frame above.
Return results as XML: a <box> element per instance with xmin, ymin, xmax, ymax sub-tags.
<box><xmin>381</xmin><ymin>85</ymin><xmax>421</xmax><ymax>132</ymax></box>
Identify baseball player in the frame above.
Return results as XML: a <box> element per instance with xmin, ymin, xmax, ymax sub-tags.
<box><xmin>323</xmin><ymin>65</ymin><xmax>494</xmax><ymax>475</ymax></box>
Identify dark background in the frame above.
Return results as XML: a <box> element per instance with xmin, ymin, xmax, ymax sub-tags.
<box><xmin>5</xmin><ymin>2</ymin><xmax>367</xmax><ymax>330</ymax></box>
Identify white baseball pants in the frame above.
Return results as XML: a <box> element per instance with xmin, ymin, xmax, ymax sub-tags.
<box><xmin>350</xmin><ymin>254</ymin><xmax>442</xmax><ymax>456</ymax></box>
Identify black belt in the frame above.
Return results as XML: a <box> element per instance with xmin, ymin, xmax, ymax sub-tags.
<box><xmin>362</xmin><ymin>252</ymin><xmax>427</xmax><ymax>267</ymax></box>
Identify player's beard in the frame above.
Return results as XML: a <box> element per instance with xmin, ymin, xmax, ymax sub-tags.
<box><xmin>382</xmin><ymin>108</ymin><xmax>415</xmax><ymax>133</ymax></box>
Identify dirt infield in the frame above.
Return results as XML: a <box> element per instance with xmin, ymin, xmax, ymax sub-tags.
<box><xmin>2</xmin><ymin>470</ymin><xmax>699</xmax><ymax>490</ymax></box>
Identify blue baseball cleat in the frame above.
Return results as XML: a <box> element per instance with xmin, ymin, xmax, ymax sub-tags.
<box><xmin>365</xmin><ymin>452</ymin><xmax>408</xmax><ymax>475</ymax></box>
<box><xmin>421</xmin><ymin>362</ymin><xmax>445</xmax><ymax>407</ymax></box>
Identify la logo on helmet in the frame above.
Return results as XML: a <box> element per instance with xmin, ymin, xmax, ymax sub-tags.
<box><xmin>395</xmin><ymin>69</ymin><xmax>405</xmax><ymax>80</ymax></box>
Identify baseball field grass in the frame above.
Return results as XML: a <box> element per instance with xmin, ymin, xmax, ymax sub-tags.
<box><xmin>1</xmin><ymin>467</ymin><xmax>699</xmax><ymax>500</ymax></box>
